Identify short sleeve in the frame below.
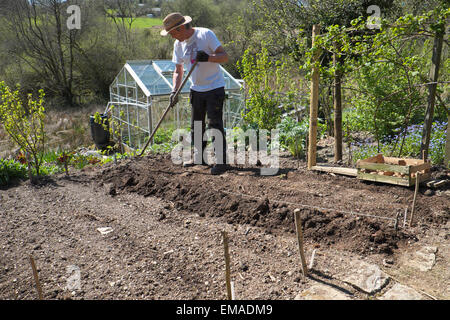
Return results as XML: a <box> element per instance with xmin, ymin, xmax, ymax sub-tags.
<box><xmin>206</xmin><ymin>29</ymin><xmax>222</xmax><ymax>52</ymax></box>
<box><xmin>172</xmin><ymin>41</ymin><xmax>183</xmax><ymax>65</ymax></box>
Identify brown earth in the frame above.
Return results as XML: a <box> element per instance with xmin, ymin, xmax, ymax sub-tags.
<box><xmin>0</xmin><ymin>152</ymin><xmax>448</xmax><ymax>300</ymax></box>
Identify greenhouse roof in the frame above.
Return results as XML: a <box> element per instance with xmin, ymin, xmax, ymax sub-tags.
<box><xmin>119</xmin><ymin>60</ymin><xmax>242</xmax><ymax>97</ymax></box>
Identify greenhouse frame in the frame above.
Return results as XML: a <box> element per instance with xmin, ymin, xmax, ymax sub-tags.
<box><xmin>107</xmin><ymin>60</ymin><xmax>244</xmax><ymax>151</ymax></box>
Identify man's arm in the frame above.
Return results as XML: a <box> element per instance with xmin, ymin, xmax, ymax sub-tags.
<box><xmin>172</xmin><ymin>63</ymin><xmax>184</xmax><ymax>92</ymax></box>
<box><xmin>207</xmin><ymin>46</ymin><xmax>229</xmax><ymax>64</ymax></box>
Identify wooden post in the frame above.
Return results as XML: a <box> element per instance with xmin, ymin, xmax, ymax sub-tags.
<box><xmin>420</xmin><ymin>29</ymin><xmax>444</xmax><ymax>160</ymax></box>
<box><xmin>403</xmin><ymin>207</ymin><xmax>408</xmax><ymax>228</ymax></box>
<box><xmin>29</xmin><ymin>256</ymin><xmax>43</xmax><ymax>300</ymax></box>
<box><xmin>308</xmin><ymin>24</ymin><xmax>320</xmax><ymax>169</ymax></box>
<box><xmin>333</xmin><ymin>49</ymin><xmax>343</xmax><ymax>162</ymax></box>
<box><xmin>294</xmin><ymin>209</ymin><xmax>308</xmax><ymax>279</ymax></box>
<box><xmin>222</xmin><ymin>231</ymin><xmax>232</xmax><ymax>300</ymax></box>
<box><xmin>410</xmin><ymin>172</ymin><xmax>421</xmax><ymax>227</ymax></box>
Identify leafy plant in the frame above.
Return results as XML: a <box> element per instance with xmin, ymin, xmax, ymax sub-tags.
<box><xmin>237</xmin><ymin>46</ymin><xmax>299</xmax><ymax>131</ymax></box>
<box><xmin>0</xmin><ymin>158</ymin><xmax>28</xmax><ymax>186</ymax></box>
<box><xmin>0</xmin><ymin>82</ymin><xmax>46</xmax><ymax>178</ymax></box>
<box><xmin>277</xmin><ymin>116</ymin><xmax>309</xmax><ymax>158</ymax></box>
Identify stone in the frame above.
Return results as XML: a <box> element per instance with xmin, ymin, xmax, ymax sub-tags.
<box><xmin>295</xmin><ymin>284</ymin><xmax>352</xmax><ymax>300</ymax></box>
<box><xmin>403</xmin><ymin>246</ymin><xmax>437</xmax><ymax>272</ymax></box>
<box><xmin>341</xmin><ymin>260</ymin><xmax>389</xmax><ymax>294</ymax></box>
<box><xmin>379</xmin><ymin>283</ymin><xmax>423</xmax><ymax>300</ymax></box>
<box><xmin>97</xmin><ymin>227</ymin><xmax>114</xmax><ymax>235</ymax></box>
<box><xmin>424</xmin><ymin>189</ymin><xmax>435</xmax><ymax>196</ymax></box>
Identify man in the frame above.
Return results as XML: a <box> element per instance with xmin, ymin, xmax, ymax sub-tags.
<box><xmin>161</xmin><ymin>12</ymin><xmax>229</xmax><ymax>175</ymax></box>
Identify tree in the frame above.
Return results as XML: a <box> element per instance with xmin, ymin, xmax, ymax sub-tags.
<box><xmin>161</xmin><ymin>0</ymin><xmax>220</xmax><ymax>29</ymax></box>
<box><xmin>2</xmin><ymin>0</ymin><xmax>83</xmax><ymax>106</ymax></box>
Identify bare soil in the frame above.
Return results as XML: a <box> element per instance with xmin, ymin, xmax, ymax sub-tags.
<box><xmin>0</xmin><ymin>152</ymin><xmax>448</xmax><ymax>300</ymax></box>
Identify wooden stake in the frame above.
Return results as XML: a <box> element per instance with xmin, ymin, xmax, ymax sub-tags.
<box><xmin>403</xmin><ymin>207</ymin><xmax>408</xmax><ymax>228</ymax></box>
<box><xmin>394</xmin><ymin>212</ymin><xmax>400</xmax><ymax>231</ymax></box>
<box><xmin>308</xmin><ymin>24</ymin><xmax>321</xmax><ymax>169</ymax></box>
<box><xmin>410</xmin><ymin>172</ymin><xmax>421</xmax><ymax>227</ymax></box>
<box><xmin>309</xmin><ymin>249</ymin><xmax>317</xmax><ymax>270</ymax></box>
<box><xmin>294</xmin><ymin>210</ymin><xmax>308</xmax><ymax>279</ymax></box>
<box><xmin>29</xmin><ymin>255</ymin><xmax>43</xmax><ymax>300</ymax></box>
<box><xmin>222</xmin><ymin>231</ymin><xmax>232</xmax><ymax>300</ymax></box>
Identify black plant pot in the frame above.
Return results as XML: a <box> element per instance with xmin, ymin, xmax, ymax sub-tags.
<box><xmin>90</xmin><ymin>114</ymin><xmax>110</xmax><ymax>150</ymax></box>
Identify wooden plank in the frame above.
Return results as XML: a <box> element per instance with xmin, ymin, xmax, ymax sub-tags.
<box><xmin>311</xmin><ymin>165</ymin><xmax>357</xmax><ymax>177</ymax></box>
<box><xmin>357</xmin><ymin>153</ymin><xmax>384</xmax><ymax>164</ymax></box>
<box><xmin>411</xmin><ymin>172</ymin><xmax>431</xmax><ymax>185</ymax></box>
<box><xmin>410</xmin><ymin>162</ymin><xmax>431</xmax><ymax>174</ymax></box>
<box><xmin>384</xmin><ymin>157</ymin><xmax>423</xmax><ymax>166</ymax></box>
<box><xmin>426</xmin><ymin>179</ymin><xmax>448</xmax><ymax>188</ymax></box>
<box><xmin>357</xmin><ymin>162</ymin><xmax>410</xmax><ymax>174</ymax></box>
<box><xmin>357</xmin><ymin>172</ymin><xmax>411</xmax><ymax>186</ymax></box>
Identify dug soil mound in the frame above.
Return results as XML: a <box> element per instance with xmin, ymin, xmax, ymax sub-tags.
<box><xmin>97</xmin><ymin>153</ymin><xmax>449</xmax><ymax>256</ymax></box>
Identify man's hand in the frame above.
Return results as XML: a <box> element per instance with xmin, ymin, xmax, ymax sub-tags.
<box><xmin>170</xmin><ymin>91</ymin><xmax>178</xmax><ymax>106</ymax></box>
<box><xmin>196</xmin><ymin>50</ymin><xmax>209</xmax><ymax>62</ymax></box>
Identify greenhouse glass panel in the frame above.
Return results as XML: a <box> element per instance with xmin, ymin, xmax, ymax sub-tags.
<box><xmin>127</xmin><ymin>61</ymin><xmax>172</xmax><ymax>96</ymax></box>
<box><xmin>153</xmin><ymin>60</ymin><xmax>192</xmax><ymax>94</ymax></box>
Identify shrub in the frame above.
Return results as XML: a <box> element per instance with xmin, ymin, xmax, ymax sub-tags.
<box><xmin>0</xmin><ymin>158</ymin><xmax>28</xmax><ymax>186</ymax></box>
<box><xmin>237</xmin><ymin>47</ymin><xmax>296</xmax><ymax>131</ymax></box>
<box><xmin>0</xmin><ymin>82</ymin><xmax>47</xmax><ymax>178</ymax></box>
<box><xmin>277</xmin><ymin>116</ymin><xmax>309</xmax><ymax>158</ymax></box>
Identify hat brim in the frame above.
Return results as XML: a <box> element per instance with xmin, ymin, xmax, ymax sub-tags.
<box><xmin>160</xmin><ymin>16</ymin><xmax>192</xmax><ymax>36</ymax></box>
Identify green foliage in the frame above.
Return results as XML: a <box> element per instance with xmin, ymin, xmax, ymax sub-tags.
<box><xmin>277</xmin><ymin>116</ymin><xmax>309</xmax><ymax>158</ymax></box>
<box><xmin>0</xmin><ymin>82</ymin><xmax>46</xmax><ymax>177</ymax></box>
<box><xmin>307</xmin><ymin>7</ymin><xmax>450</xmax><ymax>150</ymax></box>
<box><xmin>148</xmin><ymin>127</ymin><xmax>179</xmax><ymax>154</ymax></box>
<box><xmin>237</xmin><ymin>46</ymin><xmax>300</xmax><ymax>130</ymax></box>
<box><xmin>161</xmin><ymin>0</ymin><xmax>220</xmax><ymax>28</ymax></box>
<box><xmin>0</xmin><ymin>158</ymin><xmax>28</xmax><ymax>186</ymax></box>
<box><xmin>276</xmin><ymin>116</ymin><xmax>327</xmax><ymax>158</ymax></box>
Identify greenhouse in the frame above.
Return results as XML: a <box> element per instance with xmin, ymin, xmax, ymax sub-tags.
<box><xmin>107</xmin><ymin>60</ymin><xmax>244</xmax><ymax>151</ymax></box>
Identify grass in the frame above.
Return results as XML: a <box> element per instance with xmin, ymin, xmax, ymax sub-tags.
<box><xmin>109</xmin><ymin>16</ymin><xmax>163</xmax><ymax>29</ymax></box>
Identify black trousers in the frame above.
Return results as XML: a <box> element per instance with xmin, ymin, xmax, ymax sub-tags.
<box><xmin>190</xmin><ymin>87</ymin><xmax>227</xmax><ymax>164</ymax></box>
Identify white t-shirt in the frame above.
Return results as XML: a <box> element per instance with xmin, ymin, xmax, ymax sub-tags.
<box><xmin>172</xmin><ymin>27</ymin><xmax>225</xmax><ymax>92</ymax></box>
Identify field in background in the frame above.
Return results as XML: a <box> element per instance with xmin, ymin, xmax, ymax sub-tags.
<box><xmin>129</xmin><ymin>17</ymin><xmax>163</xmax><ymax>29</ymax></box>
<box><xmin>108</xmin><ymin>16</ymin><xmax>163</xmax><ymax>29</ymax></box>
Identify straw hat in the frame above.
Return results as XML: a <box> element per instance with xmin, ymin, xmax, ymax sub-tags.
<box><xmin>160</xmin><ymin>12</ymin><xmax>192</xmax><ymax>36</ymax></box>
